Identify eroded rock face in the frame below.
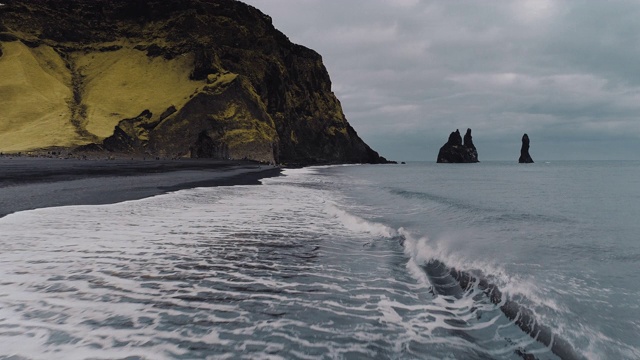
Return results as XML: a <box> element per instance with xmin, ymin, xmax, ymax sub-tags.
<box><xmin>519</xmin><ymin>133</ymin><xmax>534</xmax><ymax>163</ymax></box>
<box><xmin>0</xmin><ymin>0</ymin><xmax>389</xmax><ymax>164</ymax></box>
<box><xmin>437</xmin><ymin>128</ymin><xmax>479</xmax><ymax>163</ymax></box>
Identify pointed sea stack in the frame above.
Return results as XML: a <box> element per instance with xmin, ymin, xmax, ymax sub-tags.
<box><xmin>519</xmin><ymin>133</ymin><xmax>534</xmax><ymax>163</ymax></box>
<box><xmin>437</xmin><ymin>128</ymin><xmax>479</xmax><ymax>163</ymax></box>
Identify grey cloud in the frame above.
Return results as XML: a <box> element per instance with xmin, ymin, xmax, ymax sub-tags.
<box><xmin>244</xmin><ymin>0</ymin><xmax>640</xmax><ymax>160</ymax></box>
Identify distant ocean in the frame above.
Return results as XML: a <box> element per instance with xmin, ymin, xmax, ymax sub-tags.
<box><xmin>1</xmin><ymin>161</ymin><xmax>639</xmax><ymax>359</ymax></box>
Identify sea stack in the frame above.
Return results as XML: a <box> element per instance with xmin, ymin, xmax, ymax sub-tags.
<box><xmin>437</xmin><ymin>128</ymin><xmax>479</xmax><ymax>163</ymax></box>
<box><xmin>519</xmin><ymin>133</ymin><xmax>534</xmax><ymax>163</ymax></box>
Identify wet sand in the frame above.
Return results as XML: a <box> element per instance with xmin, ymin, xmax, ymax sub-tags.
<box><xmin>0</xmin><ymin>158</ymin><xmax>281</xmax><ymax>218</ymax></box>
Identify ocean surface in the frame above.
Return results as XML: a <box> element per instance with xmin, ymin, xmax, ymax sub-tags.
<box><xmin>1</xmin><ymin>161</ymin><xmax>639</xmax><ymax>359</ymax></box>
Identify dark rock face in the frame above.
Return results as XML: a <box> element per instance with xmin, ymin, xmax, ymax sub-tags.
<box><xmin>191</xmin><ymin>131</ymin><xmax>230</xmax><ymax>159</ymax></box>
<box><xmin>463</xmin><ymin>128</ymin><xmax>474</xmax><ymax>148</ymax></box>
<box><xmin>1</xmin><ymin>0</ymin><xmax>390</xmax><ymax>164</ymax></box>
<box><xmin>519</xmin><ymin>133</ymin><xmax>534</xmax><ymax>163</ymax></box>
<box><xmin>103</xmin><ymin>110</ymin><xmax>153</xmax><ymax>153</ymax></box>
<box><xmin>437</xmin><ymin>128</ymin><xmax>479</xmax><ymax>163</ymax></box>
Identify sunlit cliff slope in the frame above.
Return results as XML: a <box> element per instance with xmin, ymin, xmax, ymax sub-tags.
<box><xmin>0</xmin><ymin>0</ymin><xmax>389</xmax><ymax>164</ymax></box>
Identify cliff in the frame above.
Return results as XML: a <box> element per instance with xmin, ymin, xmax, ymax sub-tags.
<box><xmin>436</xmin><ymin>128</ymin><xmax>479</xmax><ymax>163</ymax></box>
<box><xmin>519</xmin><ymin>133</ymin><xmax>534</xmax><ymax>163</ymax></box>
<box><xmin>0</xmin><ymin>0</ymin><xmax>389</xmax><ymax>164</ymax></box>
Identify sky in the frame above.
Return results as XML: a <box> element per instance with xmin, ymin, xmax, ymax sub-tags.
<box><xmin>242</xmin><ymin>0</ymin><xmax>640</xmax><ymax>161</ymax></box>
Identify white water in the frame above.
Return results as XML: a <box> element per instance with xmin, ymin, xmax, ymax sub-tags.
<box><xmin>1</xmin><ymin>164</ymin><xmax>637</xmax><ymax>359</ymax></box>
<box><xmin>0</xmin><ymin>169</ymin><xmax>447</xmax><ymax>359</ymax></box>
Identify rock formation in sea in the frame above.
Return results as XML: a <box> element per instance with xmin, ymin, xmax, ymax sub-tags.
<box><xmin>0</xmin><ymin>0</ymin><xmax>390</xmax><ymax>164</ymax></box>
<box><xmin>519</xmin><ymin>133</ymin><xmax>534</xmax><ymax>163</ymax></box>
<box><xmin>436</xmin><ymin>128</ymin><xmax>479</xmax><ymax>163</ymax></box>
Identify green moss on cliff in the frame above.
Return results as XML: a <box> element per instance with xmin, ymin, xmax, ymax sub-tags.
<box><xmin>222</xmin><ymin>117</ymin><xmax>277</xmax><ymax>149</ymax></box>
<box><xmin>74</xmin><ymin>46</ymin><xmax>203</xmax><ymax>138</ymax></box>
<box><xmin>0</xmin><ymin>42</ymin><xmax>79</xmax><ymax>151</ymax></box>
<box><xmin>0</xmin><ymin>0</ymin><xmax>388</xmax><ymax>163</ymax></box>
<box><xmin>327</xmin><ymin>126</ymin><xmax>348</xmax><ymax>137</ymax></box>
<box><xmin>144</xmin><ymin>73</ymin><xmax>279</xmax><ymax>162</ymax></box>
<box><xmin>206</xmin><ymin>72</ymin><xmax>238</xmax><ymax>94</ymax></box>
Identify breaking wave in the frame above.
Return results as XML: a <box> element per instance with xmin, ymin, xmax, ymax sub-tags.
<box><xmin>0</xmin><ymin>165</ymin><xmax>635</xmax><ymax>359</ymax></box>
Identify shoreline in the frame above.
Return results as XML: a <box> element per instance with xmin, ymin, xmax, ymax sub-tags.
<box><xmin>0</xmin><ymin>158</ymin><xmax>282</xmax><ymax>218</ymax></box>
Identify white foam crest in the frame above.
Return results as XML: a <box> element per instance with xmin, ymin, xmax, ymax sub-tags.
<box><xmin>397</xmin><ymin>227</ymin><xmax>551</xmax><ymax>307</ymax></box>
<box><xmin>260</xmin><ymin>165</ymin><xmax>339</xmax><ymax>186</ymax></box>
<box><xmin>324</xmin><ymin>203</ymin><xmax>397</xmax><ymax>238</ymax></box>
<box><xmin>399</xmin><ymin>228</ymin><xmax>492</xmax><ymax>274</ymax></box>
<box><xmin>398</xmin><ymin>227</ymin><xmax>463</xmax><ymax>292</ymax></box>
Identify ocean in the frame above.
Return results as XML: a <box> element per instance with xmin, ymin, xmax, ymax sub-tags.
<box><xmin>0</xmin><ymin>161</ymin><xmax>638</xmax><ymax>359</ymax></box>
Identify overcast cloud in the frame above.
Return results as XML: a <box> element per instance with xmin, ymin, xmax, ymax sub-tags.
<box><xmin>243</xmin><ymin>0</ymin><xmax>640</xmax><ymax>160</ymax></box>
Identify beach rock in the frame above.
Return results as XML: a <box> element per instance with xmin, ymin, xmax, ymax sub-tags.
<box><xmin>103</xmin><ymin>126</ymin><xmax>141</xmax><ymax>153</ymax></box>
<box><xmin>437</xmin><ymin>128</ymin><xmax>479</xmax><ymax>163</ymax></box>
<box><xmin>0</xmin><ymin>0</ymin><xmax>391</xmax><ymax>164</ymax></box>
<box><xmin>519</xmin><ymin>133</ymin><xmax>534</xmax><ymax>163</ymax></box>
<box><xmin>102</xmin><ymin>110</ymin><xmax>153</xmax><ymax>153</ymax></box>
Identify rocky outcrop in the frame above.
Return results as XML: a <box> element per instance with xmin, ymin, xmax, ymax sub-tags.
<box><xmin>0</xmin><ymin>0</ymin><xmax>390</xmax><ymax>164</ymax></box>
<box><xmin>519</xmin><ymin>133</ymin><xmax>534</xmax><ymax>163</ymax></box>
<box><xmin>437</xmin><ymin>128</ymin><xmax>479</xmax><ymax>163</ymax></box>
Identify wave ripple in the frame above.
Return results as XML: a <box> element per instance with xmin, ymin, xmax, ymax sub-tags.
<box><xmin>0</xmin><ymin>182</ymin><xmax>466</xmax><ymax>359</ymax></box>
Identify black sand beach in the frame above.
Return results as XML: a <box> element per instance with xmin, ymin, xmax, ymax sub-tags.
<box><xmin>0</xmin><ymin>158</ymin><xmax>281</xmax><ymax>218</ymax></box>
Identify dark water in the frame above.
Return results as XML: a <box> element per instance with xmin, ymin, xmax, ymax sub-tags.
<box><xmin>0</xmin><ymin>161</ymin><xmax>638</xmax><ymax>359</ymax></box>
